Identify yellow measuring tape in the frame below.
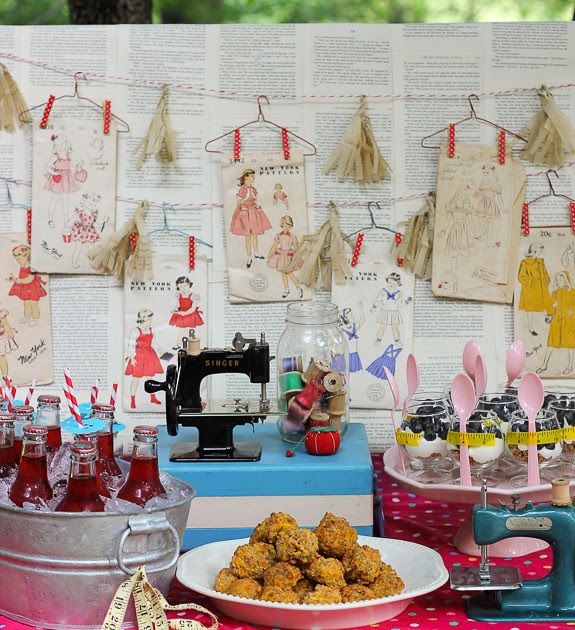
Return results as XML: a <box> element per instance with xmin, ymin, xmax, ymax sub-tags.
<box><xmin>505</xmin><ymin>428</ymin><xmax>563</xmax><ymax>446</ymax></box>
<box><xmin>395</xmin><ymin>429</ymin><xmax>421</xmax><ymax>446</ymax></box>
<box><xmin>446</xmin><ymin>431</ymin><xmax>496</xmax><ymax>447</ymax></box>
<box><xmin>564</xmin><ymin>426</ymin><xmax>575</xmax><ymax>441</ymax></box>
<box><xmin>101</xmin><ymin>566</ymin><xmax>219</xmax><ymax>630</ymax></box>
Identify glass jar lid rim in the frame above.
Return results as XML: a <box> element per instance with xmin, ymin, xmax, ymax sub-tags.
<box><xmin>71</xmin><ymin>441</ymin><xmax>97</xmax><ymax>454</ymax></box>
<box><xmin>134</xmin><ymin>425</ymin><xmax>158</xmax><ymax>436</ymax></box>
<box><xmin>13</xmin><ymin>405</ymin><xmax>34</xmax><ymax>415</ymax></box>
<box><xmin>24</xmin><ymin>424</ymin><xmax>47</xmax><ymax>434</ymax></box>
<box><xmin>92</xmin><ymin>403</ymin><xmax>114</xmax><ymax>412</ymax></box>
<box><xmin>286</xmin><ymin>301</ymin><xmax>339</xmax><ymax>323</ymax></box>
<box><xmin>37</xmin><ymin>395</ymin><xmax>61</xmax><ymax>404</ymax></box>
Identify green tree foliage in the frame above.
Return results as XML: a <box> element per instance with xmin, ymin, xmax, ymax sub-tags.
<box><xmin>0</xmin><ymin>0</ymin><xmax>572</xmax><ymax>26</ymax></box>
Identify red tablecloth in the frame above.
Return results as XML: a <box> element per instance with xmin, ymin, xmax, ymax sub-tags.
<box><xmin>0</xmin><ymin>456</ymin><xmax>570</xmax><ymax>629</ymax></box>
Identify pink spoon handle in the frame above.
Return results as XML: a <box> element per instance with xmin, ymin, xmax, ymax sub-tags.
<box><xmin>383</xmin><ymin>366</ymin><xmax>406</xmax><ymax>476</ymax></box>
<box><xmin>459</xmin><ymin>418</ymin><xmax>472</xmax><ymax>486</ymax></box>
<box><xmin>527</xmin><ymin>417</ymin><xmax>540</xmax><ymax>486</ymax></box>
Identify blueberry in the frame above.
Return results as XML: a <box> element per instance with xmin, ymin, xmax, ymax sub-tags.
<box><xmin>438</xmin><ymin>426</ymin><xmax>448</xmax><ymax>440</ymax></box>
<box><xmin>468</xmin><ymin>421</ymin><xmax>482</xmax><ymax>433</ymax></box>
<box><xmin>495</xmin><ymin>429</ymin><xmax>503</xmax><ymax>439</ymax></box>
<box><xmin>424</xmin><ymin>431</ymin><xmax>436</xmax><ymax>441</ymax></box>
<box><xmin>411</xmin><ymin>420</ymin><xmax>423</xmax><ymax>433</ymax></box>
<box><xmin>537</xmin><ymin>444</ymin><xmax>543</xmax><ymax>451</ymax></box>
<box><xmin>543</xmin><ymin>443</ymin><xmax>555</xmax><ymax>450</ymax></box>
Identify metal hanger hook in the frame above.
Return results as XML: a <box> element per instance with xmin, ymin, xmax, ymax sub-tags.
<box><xmin>73</xmin><ymin>71</ymin><xmax>87</xmax><ymax>97</ymax></box>
<box><xmin>367</xmin><ymin>201</ymin><xmax>381</xmax><ymax>227</ymax></box>
<box><xmin>546</xmin><ymin>169</ymin><xmax>560</xmax><ymax>195</ymax></box>
<box><xmin>257</xmin><ymin>95</ymin><xmax>269</xmax><ymax>121</ymax></box>
<box><xmin>468</xmin><ymin>94</ymin><xmax>480</xmax><ymax>118</ymax></box>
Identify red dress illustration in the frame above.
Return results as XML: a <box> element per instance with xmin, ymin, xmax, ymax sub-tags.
<box><xmin>8</xmin><ymin>267</ymin><xmax>47</xmax><ymax>302</ymax></box>
<box><xmin>70</xmin><ymin>209</ymin><xmax>100</xmax><ymax>243</ymax></box>
<box><xmin>124</xmin><ymin>327</ymin><xmax>163</xmax><ymax>378</ymax></box>
<box><xmin>230</xmin><ymin>185</ymin><xmax>272</xmax><ymax>236</ymax></box>
<box><xmin>44</xmin><ymin>157</ymin><xmax>81</xmax><ymax>194</ymax></box>
<box><xmin>169</xmin><ymin>296</ymin><xmax>204</xmax><ymax>328</ymax></box>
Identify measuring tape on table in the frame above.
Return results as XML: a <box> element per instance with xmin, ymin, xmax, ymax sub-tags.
<box><xmin>101</xmin><ymin>566</ymin><xmax>219</xmax><ymax>630</ymax></box>
<box><xmin>505</xmin><ymin>428</ymin><xmax>563</xmax><ymax>446</ymax></box>
<box><xmin>446</xmin><ymin>431</ymin><xmax>496</xmax><ymax>447</ymax></box>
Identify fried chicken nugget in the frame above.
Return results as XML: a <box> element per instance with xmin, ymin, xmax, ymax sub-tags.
<box><xmin>315</xmin><ymin>512</ymin><xmax>358</xmax><ymax>558</ymax></box>
<box><xmin>341</xmin><ymin>584</ymin><xmax>376</xmax><ymax>602</ymax></box>
<box><xmin>214</xmin><ymin>568</ymin><xmax>237</xmax><ymax>593</ymax></box>
<box><xmin>342</xmin><ymin>544</ymin><xmax>381</xmax><ymax>585</ymax></box>
<box><xmin>260</xmin><ymin>585</ymin><xmax>300</xmax><ymax>603</ymax></box>
<box><xmin>305</xmin><ymin>557</ymin><xmax>346</xmax><ymax>588</ymax></box>
<box><xmin>230</xmin><ymin>542</ymin><xmax>275</xmax><ymax>579</ymax></box>
<box><xmin>249</xmin><ymin>512</ymin><xmax>299</xmax><ymax>544</ymax></box>
<box><xmin>227</xmin><ymin>577</ymin><xmax>262</xmax><ymax>599</ymax></box>
<box><xmin>293</xmin><ymin>577</ymin><xmax>316</xmax><ymax>602</ymax></box>
<box><xmin>263</xmin><ymin>561</ymin><xmax>302</xmax><ymax>588</ymax></box>
<box><xmin>370</xmin><ymin>562</ymin><xmax>405</xmax><ymax>598</ymax></box>
<box><xmin>302</xmin><ymin>584</ymin><xmax>342</xmax><ymax>605</ymax></box>
<box><xmin>276</xmin><ymin>528</ymin><xmax>319</xmax><ymax>566</ymax></box>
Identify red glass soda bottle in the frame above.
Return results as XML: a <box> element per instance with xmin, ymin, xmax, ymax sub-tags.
<box><xmin>35</xmin><ymin>395</ymin><xmax>62</xmax><ymax>452</ymax></box>
<box><xmin>0</xmin><ymin>413</ymin><xmax>18</xmax><ymax>477</ymax></box>
<box><xmin>9</xmin><ymin>424</ymin><xmax>53</xmax><ymax>507</ymax></box>
<box><xmin>77</xmin><ymin>432</ymin><xmax>111</xmax><ymax>498</ymax></box>
<box><xmin>117</xmin><ymin>426</ymin><xmax>166</xmax><ymax>506</ymax></box>
<box><xmin>55</xmin><ymin>442</ymin><xmax>105</xmax><ymax>513</ymax></box>
<box><xmin>12</xmin><ymin>406</ymin><xmax>34</xmax><ymax>459</ymax></box>
<box><xmin>91</xmin><ymin>403</ymin><xmax>123</xmax><ymax>484</ymax></box>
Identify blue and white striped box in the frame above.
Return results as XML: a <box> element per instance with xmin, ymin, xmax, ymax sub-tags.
<box><xmin>158</xmin><ymin>422</ymin><xmax>374</xmax><ymax>549</ymax></box>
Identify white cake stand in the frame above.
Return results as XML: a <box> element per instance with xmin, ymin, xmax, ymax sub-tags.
<box><xmin>383</xmin><ymin>446</ymin><xmax>557</xmax><ymax>558</ymax></box>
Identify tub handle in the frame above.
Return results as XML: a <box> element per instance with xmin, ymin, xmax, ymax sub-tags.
<box><xmin>117</xmin><ymin>512</ymin><xmax>181</xmax><ymax>576</ymax></box>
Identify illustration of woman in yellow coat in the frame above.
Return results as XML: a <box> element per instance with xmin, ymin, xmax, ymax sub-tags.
<box><xmin>517</xmin><ymin>242</ymin><xmax>552</xmax><ymax>336</ymax></box>
<box><xmin>537</xmin><ymin>271</ymin><xmax>575</xmax><ymax>375</ymax></box>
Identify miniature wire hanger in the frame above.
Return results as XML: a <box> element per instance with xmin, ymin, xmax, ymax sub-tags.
<box><xmin>348</xmin><ymin>202</ymin><xmax>397</xmax><ymax>238</ymax></box>
<box><xmin>19</xmin><ymin>72</ymin><xmax>130</xmax><ymax>133</ymax></box>
<box><xmin>526</xmin><ymin>169</ymin><xmax>575</xmax><ymax>206</ymax></box>
<box><xmin>421</xmin><ymin>94</ymin><xmax>528</xmax><ymax>149</ymax></box>
<box><xmin>205</xmin><ymin>95</ymin><xmax>317</xmax><ymax>156</ymax></box>
<box><xmin>148</xmin><ymin>203</ymin><xmax>213</xmax><ymax>260</ymax></box>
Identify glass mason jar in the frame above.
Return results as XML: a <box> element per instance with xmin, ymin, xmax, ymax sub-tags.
<box><xmin>277</xmin><ymin>302</ymin><xmax>349</xmax><ymax>443</ymax></box>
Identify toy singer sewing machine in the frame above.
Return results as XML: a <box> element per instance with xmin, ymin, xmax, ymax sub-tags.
<box><xmin>451</xmin><ymin>478</ymin><xmax>575</xmax><ymax>622</ymax></box>
<box><xmin>145</xmin><ymin>331</ymin><xmax>279</xmax><ymax>462</ymax></box>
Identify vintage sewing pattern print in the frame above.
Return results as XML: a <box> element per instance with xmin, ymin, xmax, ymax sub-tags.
<box><xmin>221</xmin><ymin>150</ymin><xmax>313</xmax><ymax>303</ymax></box>
<box><xmin>514</xmin><ymin>227</ymin><xmax>575</xmax><ymax>378</ymax></box>
<box><xmin>32</xmin><ymin>119</ymin><xmax>117</xmax><ymax>274</ymax></box>
<box><xmin>123</xmin><ymin>253</ymin><xmax>208</xmax><ymax>412</ymax></box>
<box><xmin>432</xmin><ymin>143</ymin><xmax>525</xmax><ymax>304</ymax></box>
<box><xmin>332</xmin><ymin>256</ymin><xmax>414</xmax><ymax>409</ymax></box>
<box><xmin>0</xmin><ymin>234</ymin><xmax>54</xmax><ymax>386</ymax></box>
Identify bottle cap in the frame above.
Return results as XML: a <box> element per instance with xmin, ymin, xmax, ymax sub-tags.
<box><xmin>37</xmin><ymin>395</ymin><xmax>61</xmax><ymax>405</ymax></box>
<box><xmin>70</xmin><ymin>441</ymin><xmax>97</xmax><ymax>456</ymax></box>
<box><xmin>23</xmin><ymin>424</ymin><xmax>48</xmax><ymax>436</ymax></box>
<box><xmin>0</xmin><ymin>413</ymin><xmax>15</xmax><ymax>422</ymax></box>
<box><xmin>92</xmin><ymin>403</ymin><xmax>115</xmax><ymax>414</ymax></box>
<box><xmin>134</xmin><ymin>425</ymin><xmax>158</xmax><ymax>436</ymax></box>
<box><xmin>13</xmin><ymin>405</ymin><xmax>35</xmax><ymax>417</ymax></box>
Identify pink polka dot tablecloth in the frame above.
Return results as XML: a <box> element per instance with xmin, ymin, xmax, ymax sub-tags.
<box><xmin>0</xmin><ymin>455</ymin><xmax>571</xmax><ymax>629</ymax></box>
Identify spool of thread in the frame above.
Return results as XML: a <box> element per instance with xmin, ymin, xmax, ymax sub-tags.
<box><xmin>281</xmin><ymin>356</ymin><xmax>303</xmax><ymax>373</ymax></box>
<box><xmin>295</xmin><ymin>379</ymin><xmax>326</xmax><ymax>408</ymax></box>
<box><xmin>327</xmin><ymin>392</ymin><xmax>346</xmax><ymax>416</ymax></box>
<box><xmin>551</xmin><ymin>477</ymin><xmax>572</xmax><ymax>506</ymax></box>
<box><xmin>188</xmin><ymin>336</ymin><xmax>201</xmax><ymax>356</ymax></box>
<box><xmin>308</xmin><ymin>411</ymin><xmax>330</xmax><ymax>428</ymax></box>
<box><xmin>286</xmin><ymin>397</ymin><xmax>311</xmax><ymax>429</ymax></box>
<box><xmin>302</xmin><ymin>359</ymin><xmax>331</xmax><ymax>383</ymax></box>
<box><xmin>280</xmin><ymin>371</ymin><xmax>303</xmax><ymax>393</ymax></box>
<box><xmin>323</xmin><ymin>372</ymin><xmax>345</xmax><ymax>394</ymax></box>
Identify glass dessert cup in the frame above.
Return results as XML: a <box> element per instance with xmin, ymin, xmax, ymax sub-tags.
<box><xmin>506</xmin><ymin>408</ymin><xmax>563</xmax><ymax>487</ymax></box>
<box><xmin>398</xmin><ymin>403</ymin><xmax>453</xmax><ymax>483</ymax></box>
<box><xmin>547</xmin><ymin>398</ymin><xmax>575</xmax><ymax>479</ymax></box>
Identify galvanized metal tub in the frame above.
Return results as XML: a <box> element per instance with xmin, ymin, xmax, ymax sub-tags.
<box><xmin>0</xmin><ymin>474</ymin><xmax>194</xmax><ymax>629</ymax></box>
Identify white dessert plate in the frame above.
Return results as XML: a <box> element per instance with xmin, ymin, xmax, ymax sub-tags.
<box><xmin>176</xmin><ymin>535</ymin><xmax>448</xmax><ymax>630</ymax></box>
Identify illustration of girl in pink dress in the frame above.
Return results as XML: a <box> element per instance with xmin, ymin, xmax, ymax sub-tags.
<box><xmin>169</xmin><ymin>276</ymin><xmax>204</xmax><ymax>348</ymax></box>
<box><xmin>7</xmin><ymin>245</ymin><xmax>47</xmax><ymax>328</ymax></box>
<box><xmin>69</xmin><ymin>192</ymin><xmax>102</xmax><ymax>269</ymax></box>
<box><xmin>230</xmin><ymin>169</ymin><xmax>272</xmax><ymax>269</ymax></box>
<box><xmin>273</xmin><ymin>183</ymin><xmax>289</xmax><ymax>210</ymax></box>
<box><xmin>125</xmin><ymin>309</ymin><xmax>164</xmax><ymax>409</ymax></box>
<box><xmin>267</xmin><ymin>215</ymin><xmax>303</xmax><ymax>299</ymax></box>
<box><xmin>44</xmin><ymin>134</ymin><xmax>87</xmax><ymax>235</ymax></box>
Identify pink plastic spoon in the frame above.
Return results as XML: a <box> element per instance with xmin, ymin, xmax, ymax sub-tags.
<box><xmin>462</xmin><ymin>340</ymin><xmax>481</xmax><ymax>382</ymax></box>
<box><xmin>450</xmin><ymin>373</ymin><xmax>476</xmax><ymax>487</ymax></box>
<box><xmin>474</xmin><ymin>355</ymin><xmax>487</xmax><ymax>400</ymax></box>
<box><xmin>383</xmin><ymin>366</ymin><xmax>406</xmax><ymax>476</ymax></box>
<box><xmin>506</xmin><ymin>340</ymin><xmax>526</xmax><ymax>387</ymax></box>
<box><xmin>403</xmin><ymin>354</ymin><xmax>420</xmax><ymax>412</ymax></box>
<box><xmin>518</xmin><ymin>372</ymin><xmax>544</xmax><ymax>486</ymax></box>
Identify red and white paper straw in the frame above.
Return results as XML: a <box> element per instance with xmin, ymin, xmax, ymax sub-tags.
<box><xmin>3</xmin><ymin>377</ymin><xmax>15</xmax><ymax>411</ymax></box>
<box><xmin>24</xmin><ymin>380</ymin><xmax>37</xmax><ymax>406</ymax></box>
<box><xmin>90</xmin><ymin>379</ymin><xmax>100</xmax><ymax>405</ymax></box>
<box><xmin>109</xmin><ymin>382</ymin><xmax>118</xmax><ymax>408</ymax></box>
<box><xmin>63</xmin><ymin>370</ymin><xmax>82</xmax><ymax>426</ymax></box>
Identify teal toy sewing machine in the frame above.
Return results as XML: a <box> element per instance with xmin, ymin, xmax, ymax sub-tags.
<box><xmin>451</xmin><ymin>478</ymin><xmax>575</xmax><ymax>622</ymax></box>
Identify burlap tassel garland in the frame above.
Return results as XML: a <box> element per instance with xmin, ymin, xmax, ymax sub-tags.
<box><xmin>391</xmin><ymin>193</ymin><xmax>435</xmax><ymax>280</ymax></box>
<box><xmin>324</xmin><ymin>96</ymin><xmax>390</xmax><ymax>184</ymax></box>
<box><xmin>518</xmin><ymin>86</ymin><xmax>575</xmax><ymax>167</ymax></box>
<box><xmin>0</xmin><ymin>63</ymin><xmax>31</xmax><ymax>133</ymax></box>
<box><xmin>288</xmin><ymin>202</ymin><xmax>353</xmax><ymax>289</ymax></box>
<box><xmin>135</xmin><ymin>84</ymin><xmax>177</xmax><ymax>169</ymax></box>
<box><xmin>88</xmin><ymin>201</ymin><xmax>153</xmax><ymax>280</ymax></box>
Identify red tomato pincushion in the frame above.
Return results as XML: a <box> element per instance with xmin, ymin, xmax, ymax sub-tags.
<box><xmin>305</xmin><ymin>426</ymin><xmax>340</xmax><ymax>456</ymax></box>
